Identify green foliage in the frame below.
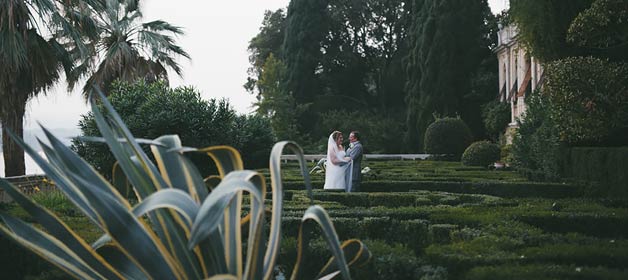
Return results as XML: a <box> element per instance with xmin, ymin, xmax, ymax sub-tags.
<box><xmin>1</xmin><ymin>91</ymin><xmax>369</xmax><ymax>279</ymax></box>
<box><xmin>73</xmin><ymin>81</ymin><xmax>275</xmax><ymax>176</ymax></box>
<box><xmin>71</xmin><ymin>0</ymin><xmax>190</xmax><ymax>97</ymax></box>
<box><xmin>512</xmin><ymin>90</ymin><xmax>563</xmax><ymax>181</ymax></box>
<box><xmin>544</xmin><ymin>57</ymin><xmax>628</xmax><ymax>146</ymax></box>
<box><xmin>317</xmin><ymin>110</ymin><xmax>405</xmax><ymax>153</ymax></box>
<box><xmin>462</xmin><ymin>141</ymin><xmax>501</xmax><ymax>168</ymax></box>
<box><xmin>253</xmin><ymin>54</ymin><xmax>301</xmax><ymax>142</ymax></box>
<box><xmin>467</xmin><ymin>264</ymin><xmax>628</xmax><ymax>280</ymax></box>
<box><xmin>404</xmin><ymin>0</ymin><xmax>492</xmax><ymax>151</ymax></box>
<box><xmin>510</xmin><ymin>0</ymin><xmax>594</xmax><ymax>61</ymax></box>
<box><xmin>245</xmin><ymin>9</ymin><xmax>286</xmax><ymax>97</ymax></box>
<box><xmin>482</xmin><ymin>101</ymin><xmax>511</xmax><ymax>140</ymax></box>
<box><xmin>561</xmin><ymin>147</ymin><xmax>628</xmax><ymax>198</ymax></box>
<box><xmin>567</xmin><ymin>0</ymin><xmax>628</xmax><ymax>59</ymax></box>
<box><xmin>424</xmin><ymin>118</ymin><xmax>473</xmax><ymax>156</ymax></box>
<box><xmin>232</xmin><ymin>115</ymin><xmax>275</xmax><ymax>169</ymax></box>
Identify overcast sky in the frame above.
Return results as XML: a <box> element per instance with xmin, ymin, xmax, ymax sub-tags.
<box><xmin>23</xmin><ymin>0</ymin><xmax>508</xmax><ymax>132</ymax></box>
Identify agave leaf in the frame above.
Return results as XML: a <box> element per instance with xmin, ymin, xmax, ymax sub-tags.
<box><xmin>67</xmin><ymin>173</ymin><xmax>184</xmax><ymax>279</ymax></box>
<box><xmin>77</xmin><ymin>136</ymin><xmax>167</xmax><ymax>146</ymax></box>
<box><xmin>188</xmin><ymin>171</ymin><xmax>263</xmax><ymax>248</ymax></box>
<box><xmin>0</xmin><ymin>214</ymin><xmax>104</xmax><ymax>279</ymax></box>
<box><xmin>112</xmin><ymin>162</ymin><xmax>132</xmax><ymax>198</ymax></box>
<box><xmin>197</xmin><ymin>146</ymin><xmax>244</xmax><ymax>177</ymax></box>
<box><xmin>88</xmin><ymin>90</ymin><xmax>162</xmax><ymax>199</ymax></box>
<box><xmin>317</xmin><ymin>239</ymin><xmax>372</xmax><ymax>278</ymax></box>
<box><xmin>39</xmin><ymin>126</ymin><xmax>130</xmax><ymax>206</ymax></box>
<box><xmin>206</xmin><ymin>275</ymin><xmax>239</xmax><ymax>280</ymax></box>
<box><xmin>0</xmin><ymin>179</ymin><xmax>122</xmax><ymax>280</ymax></box>
<box><xmin>90</xmin><ymin>91</ymin><xmax>205</xmax><ymax>278</ymax></box>
<box><xmin>95</xmin><ymin>244</ymin><xmax>145</xmax><ymax>279</ymax></box>
<box><xmin>204</xmin><ymin>175</ymin><xmax>222</xmax><ymax>191</ymax></box>
<box><xmin>132</xmin><ymin>188</ymin><xmax>200</xmax><ymax>229</ymax></box>
<box><xmin>196</xmin><ymin>146</ymin><xmax>245</xmax><ymax>276</ymax></box>
<box><xmin>290</xmin><ymin>205</ymin><xmax>351</xmax><ymax>280</ymax></box>
<box><xmin>152</xmin><ymin>135</ymin><xmax>209</xmax><ymax>202</ymax></box>
<box><xmin>263</xmin><ymin>141</ymin><xmax>313</xmax><ymax>280</ymax></box>
<box><xmin>102</xmin><ymin>156</ymin><xmax>206</xmax><ymax>278</ymax></box>
<box><xmin>225</xmin><ymin>171</ymin><xmax>267</xmax><ymax>280</ymax></box>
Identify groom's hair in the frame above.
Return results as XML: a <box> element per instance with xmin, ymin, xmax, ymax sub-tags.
<box><xmin>351</xmin><ymin>131</ymin><xmax>360</xmax><ymax>141</ymax></box>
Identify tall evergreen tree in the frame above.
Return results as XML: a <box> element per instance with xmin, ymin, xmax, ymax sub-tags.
<box><xmin>282</xmin><ymin>0</ymin><xmax>329</xmax><ymax>104</ymax></box>
<box><xmin>281</xmin><ymin>0</ymin><xmax>329</xmax><ymax>135</ymax></box>
<box><xmin>245</xmin><ymin>9</ymin><xmax>287</xmax><ymax>98</ymax></box>
<box><xmin>404</xmin><ymin>0</ymin><xmax>488</xmax><ymax>152</ymax></box>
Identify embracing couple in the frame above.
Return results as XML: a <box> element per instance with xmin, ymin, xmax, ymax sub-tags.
<box><xmin>323</xmin><ymin>131</ymin><xmax>363</xmax><ymax>192</ymax></box>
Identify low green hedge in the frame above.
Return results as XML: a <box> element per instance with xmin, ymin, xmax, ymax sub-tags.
<box><xmin>281</xmin><ymin>217</ymin><xmax>429</xmax><ymax>252</ymax></box>
<box><xmin>516</xmin><ymin>214</ymin><xmax>628</xmax><ymax>238</ymax></box>
<box><xmin>560</xmin><ymin>147</ymin><xmax>628</xmax><ymax>198</ymax></box>
<box><xmin>276</xmin><ymin>237</ymin><xmax>447</xmax><ymax>280</ymax></box>
<box><xmin>466</xmin><ymin>264</ymin><xmax>628</xmax><ymax>280</ymax></box>
<box><xmin>283</xmin><ymin>181</ymin><xmax>582</xmax><ymax>198</ymax></box>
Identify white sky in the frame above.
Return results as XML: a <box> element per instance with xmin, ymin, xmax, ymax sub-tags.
<box><xmin>23</xmin><ymin>0</ymin><xmax>508</xmax><ymax>132</ymax></box>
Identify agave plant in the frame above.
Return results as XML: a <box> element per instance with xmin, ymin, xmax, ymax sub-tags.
<box><xmin>0</xmin><ymin>90</ymin><xmax>370</xmax><ymax>279</ymax></box>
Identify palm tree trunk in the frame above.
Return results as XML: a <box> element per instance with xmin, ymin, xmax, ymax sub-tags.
<box><xmin>1</xmin><ymin>89</ymin><xmax>27</xmax><ymax>177</ymax></box>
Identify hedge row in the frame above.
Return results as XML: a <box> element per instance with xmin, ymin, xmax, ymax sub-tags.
<box><xmin>466</xmin><ymin>264</ymin><xmax>628</xmax><ymax>280</ymax></box>
<box><xmin>277</xmin><ymin>238</ymin><xmax>446</xmax><ymax>280</ymax></box>
<box><xmin>282</xmin><ymin>180</ymin><xmax>583</xmax><ymax>198</ymax></box>
<box><xmin>301</xmin><ymin>191</ymin><xmax>501</xmax><ymax>208</ymax></box>
<box><xmin>281</xmin><ymin>217</ymin><xmax>429</xmax><ymax>252</ymax></box>
<box><xmin>560</xmin><ymin>147</ymin><xmax>628</xmax><ymax>198</ymax></box>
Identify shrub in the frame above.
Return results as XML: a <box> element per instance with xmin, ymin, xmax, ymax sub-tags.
<box><xmin>462</xmin><ymin>141</ymin><xmax>501</xmax><ymax>167</ymax></box>
<box><xmin>544</xmin><ymin>57</ymin><xmax>628</xmax><ymax>146</ymax></box>
<box><xmin>424</xmin><ymin>117</ymin><xmax>473</xmax><ymax>156</ymax></box>
<box><xmin>512</xmin><ymin>90</ymin><xmax>563</xmax><ymax>181</ymax></box>
<box><xmin>72</xmin><ymin>80</ymin><xmax>275</xmax><ymax>177</ymax></box>
<box><xmin>482</xmin><ymin>100</ymin><xmax>511</xmax><ymax>140</ymax></box>
<box><xmin>1</xmin><ymin>91</ymin><xmax>369</xmax><ymax>279</ymax></box>
<box><xmin>232</xmin><ymin>114</ymin><xmax>275</xmax><ymax>169</ymax></box>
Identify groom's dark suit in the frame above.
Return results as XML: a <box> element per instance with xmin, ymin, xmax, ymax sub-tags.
<box><xmin>346</xmin><ymin>141</ymin><xmax>363</xmax><ymax>192</ymax></box>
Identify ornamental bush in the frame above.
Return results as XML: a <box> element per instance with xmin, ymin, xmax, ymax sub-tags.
<box><xmin>512</xmin><ymin>90</ymin><xmax>563</xmax><ymax>181</ymax></box>
<box><xmin>424</xmin><ymin>118</ymin><xmax>473</xmax><ymax>155</ymax></box>
<box><xmin>462</xmin><ymin>141</ymin><xmax>501</xmax><ymax>167</ymax></box>
<box><xmin>72</xmin><ymin>81</ymin><xmax>275</xmax><ymax>177</ymax></box>
<box><xmin>481</xmin><ymin>100</ymin><xmax>511</xmax><ymax>140</ymax></box>
<box><xmin>544</xmin><ymin>57</ymin><xmax>628</xmax><ymax>146</ymax></box>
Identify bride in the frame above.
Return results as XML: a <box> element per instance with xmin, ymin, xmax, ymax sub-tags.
<box><xmin>323</xmin><ymin>131</ymin><xmax>353</xmax><ymax>191</ymax></box>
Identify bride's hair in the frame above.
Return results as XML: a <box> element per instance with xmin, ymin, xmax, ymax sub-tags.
<box><xmin>331</xmin><ymin>131</ymin><xmax>342</xmax><ymax>142</ymax></box>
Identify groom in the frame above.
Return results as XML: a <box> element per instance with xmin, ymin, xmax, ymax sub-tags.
<box><xmin>345</xmin><ymin>131</ymin><xmax>363</xmax><ymax>192</ymax></box>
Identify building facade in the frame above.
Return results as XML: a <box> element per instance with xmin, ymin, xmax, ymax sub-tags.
<box><xmin>494</xmin><ymin>24</ymin><xmax>544</xmax><ymax>135</ymax></box>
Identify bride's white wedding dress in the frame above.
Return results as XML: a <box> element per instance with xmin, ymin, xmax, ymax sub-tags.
<box><xmin>323</xmin><ymin>134</ymin><xmax>353</xmax><ymax>191</ymax></box>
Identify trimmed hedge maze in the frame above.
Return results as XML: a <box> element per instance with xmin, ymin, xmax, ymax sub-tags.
<box><xmin>268</xmin><ymin>161</ymin><xmax>628</xmax><ymax>279</ymax></box>
<box><xmin>276</xmin><ymin>191</ymin><xmax>628</xmax><ymax>279</ymax></box>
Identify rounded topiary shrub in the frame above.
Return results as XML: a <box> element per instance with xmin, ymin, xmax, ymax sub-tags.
<box><xmin>424</xmin><ymin>117</ymin><xmax>473</xmax><ymax>155</ymax></box>
<box><xmin>462</xmin><ymin>141</ymin><xmax>501</xmax><ymax>167</ymax></box>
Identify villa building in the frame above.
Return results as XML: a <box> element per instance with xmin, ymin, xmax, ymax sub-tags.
<box><xmin>495</xmin><ymin>24</ymin><xmax>544</xmax><ymax>141</ymax></box>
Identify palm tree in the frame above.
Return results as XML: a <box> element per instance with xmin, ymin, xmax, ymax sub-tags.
<box><xmin>71</xmin><ymin>0</ymin><xmax>190</xmax><ymax>97</ymax></box>
<box><xmin>0</xmin><ymin>0</ymin><xmax>101</xmax><ymax>176</ymax></box>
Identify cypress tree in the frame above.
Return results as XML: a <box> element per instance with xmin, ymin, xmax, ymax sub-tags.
<box><xmin>404</xmin><ymin>0</ymin><xmax>488</xmax><ymax>152</ymax></box>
